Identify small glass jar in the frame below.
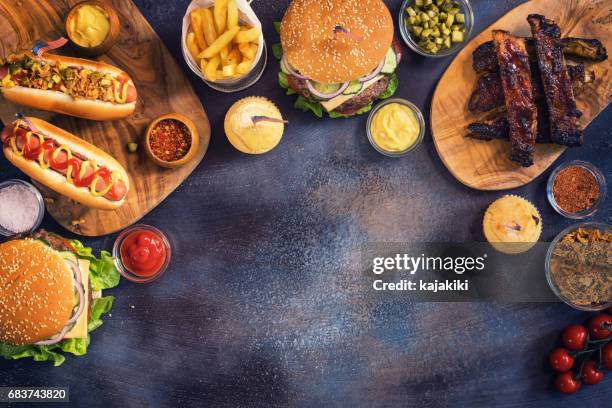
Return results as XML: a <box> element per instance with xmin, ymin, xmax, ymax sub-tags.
<box><xmin>366</xmin><ymin>98</ymin><xmax>425</xmax><ymax>157</ymax></box>
<box><xmin>113</xmin><ymin>224</ymin><xmax>172</xmax><ymax>283</ymax></box>
<box><xmin>546</xmin><ymin>160</ymin><xmax>606</xmax><ymax>219</ymax></box>
<box><xmin>399</xmin><ymin>0</ymin><xmax>474</xmax><ymax>58</ymax></box>
<box><xmin>0</xmin><ymin>179</ymin><xmax>45</xmax><ymax>237</ymax></box>
<box><xmin>545</xmin><ymin>222</ymin><xmax>611</xmax><ymax>311</ymax></box>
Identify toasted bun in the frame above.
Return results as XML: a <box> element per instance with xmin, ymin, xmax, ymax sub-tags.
<box><xmin>3</xmin><ymin>117</ymin><xmax>130</xmax><ymax>210</ymax></box>
<box><xmin>0</xmin><ymin>239</ymin><xmax>74</xmax><ymax>345</ymax></box>
<box><xmin>280</xmin><ymin>0</ymin><xmax>393</xmax><ymax>83</ymax></box>
<box><xmin>1</xmin><ymin>53</ymin><xmax>136</xmax><ymax>121</ymax></box>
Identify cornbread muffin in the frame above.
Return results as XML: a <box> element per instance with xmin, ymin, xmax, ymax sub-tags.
<box><xmin>483</xmin><ymin>195</ymin><xmax>542</xmax><ymax>254</ymax></box>
<box><xmin>224</xmin><ymin>97</ymin><xmax>284</xmax><ymax>154</ymax></box>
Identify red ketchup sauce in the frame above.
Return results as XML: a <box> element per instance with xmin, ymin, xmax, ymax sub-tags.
<box><xmin>120</xmin><ymin>230</ymin><xmax>167</xmax><ymax>277</ymax></box>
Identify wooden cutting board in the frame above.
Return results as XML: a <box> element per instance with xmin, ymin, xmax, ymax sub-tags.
<box><xmin>431</xmin><ymin>0</ymin><xmax>611</xmax><ymax>191</ymax></box>
<box><xmin>0</xmin><ymin>0</ymin><xmax>210</xmax><ymax>236</ymax></box>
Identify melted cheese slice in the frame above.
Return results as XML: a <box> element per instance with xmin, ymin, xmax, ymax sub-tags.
<box><xmin>63</xmin><ymin>259</ymin><xmax>90</xmax><ymax>339</ymax></box>
<box><xmin>320</xmin><ymin>75</ymin><xmax>384</xmax><ymax>112</ymax></box>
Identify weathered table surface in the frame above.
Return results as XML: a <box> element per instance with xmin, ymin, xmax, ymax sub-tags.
<box><xmin>0</xmin><ymin>1</ymin><xmax>610</xmax><ymax>407</ymax></box>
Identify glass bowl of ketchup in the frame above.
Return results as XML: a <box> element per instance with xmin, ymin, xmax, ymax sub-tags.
<box><xmin>113</xmin><ymin>224</ymin><xmax>171</xmax><ymax>283</ymax></box>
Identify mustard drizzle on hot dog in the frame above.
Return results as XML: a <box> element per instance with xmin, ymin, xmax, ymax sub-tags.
<box><xmin>6</xmin><ymin>120</ymin><xmax>124</xmax><ymax>199</ymax></box>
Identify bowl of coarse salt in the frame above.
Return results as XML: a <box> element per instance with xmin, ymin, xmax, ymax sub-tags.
<box><xmin>0</xmin><ymin>180</ymin><xmax>45</xmax><ymax>237</ymax></box>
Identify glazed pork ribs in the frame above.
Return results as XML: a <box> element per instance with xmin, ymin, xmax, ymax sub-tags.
<box><xmin>528</xmin><ymin>14</ymin><xmax>583</xmax><ymax>146</ymax></box>
<box><xmin>492</xmin><ymin>30</ymin><xmax>537</xmax><ymax>166</ymax></box>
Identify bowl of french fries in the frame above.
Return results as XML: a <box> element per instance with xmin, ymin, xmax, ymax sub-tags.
<box><xmin>182</xmin><ymin>0</ymin><xmax>265</xmax><ymax>91</ymax></box>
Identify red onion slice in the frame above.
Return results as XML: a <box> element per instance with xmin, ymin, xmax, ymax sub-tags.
<box><xmin>359</xmin><ymin>59</ymin><xmax>385</xmax><ymax>83</ymax></box>
<box><xmin>281</xmin><ymin>55</ymin><xmax>308</xmax><ymax>80</ymax></box>
<box><xmin>305</xmin><ymin>80</ymin><xmax>349</xmax><ymax>100</ymax></box>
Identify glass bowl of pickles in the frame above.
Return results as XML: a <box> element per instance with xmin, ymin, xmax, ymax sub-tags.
<box><xmin>399</xmin><ymin>0</ymin><xmax>474</xmax><ymax>58</ymax></box>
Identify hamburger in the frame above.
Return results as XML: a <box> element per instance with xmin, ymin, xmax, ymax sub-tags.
<box><xmin>0</xmin><ymin>231</ymin><xmax>118</xmax><ymax>366</ymax></box>
<box><xmin>276</xmin><ymin>0</ymin><xmax>401</xmax><ymax>118</ymax></box>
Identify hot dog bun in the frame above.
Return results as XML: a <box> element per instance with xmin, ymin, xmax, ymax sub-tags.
<box><xmin>1</xmin><ymin>53</ymin><xmax>137</xmax><ymax>121</ymax></box>
<box><xmin>3</xmin><ymin>117</ymin><xmax>130</xmax><ymax>210</ymax></box>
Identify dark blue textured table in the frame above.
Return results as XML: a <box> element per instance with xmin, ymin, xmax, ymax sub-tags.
<box><xmin>1</xmin><ymin>0</ymin><xmax>610</xmax><ymax>407</ymax></box>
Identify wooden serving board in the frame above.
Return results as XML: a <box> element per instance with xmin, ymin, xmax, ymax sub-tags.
<box><xmin>431</xmin><ymin>0</ymin><xmax>611</xmax><ymax>191</ymax></box>
<box><xmin>0</xmin><ymin>0</ymin><xmax>210</xmax><ymax>236</ymax></box>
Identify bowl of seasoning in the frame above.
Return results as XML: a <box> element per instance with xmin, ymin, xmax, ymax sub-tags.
<box><xmin>145</xmin><ymin>113</ymin><xmax>199</xmax><ymax>168</ymax></box>
<box><xmin>0</xmin><ymin>179</ymin><xmax>45</xmax><ymax>237</ymax></box>
<box><xmin>65</xmin><ymin>0</ymin><xmax>120</xmax><ymax>56</ymax></box>
<box><xmin>547</xmin><ymin>160</ymin><xmax>606</xmax><ymax>219</ymax></box>
<box><xmin>113</xmin><ymin>224</ymin><xmax>171</xmax><ymax>283</ymax></box>
<box><xmin>399</xmin><ymin>0</ymin><xmax>474</xmax><ymax>58</ymax></box>
<box><xmin>366</xmin><ymin>98</ymin><xmax>425</xmax><ymax>157</ymax></box>
<box><xmin>545</xmin><ymin>222</ymin><xmax>611</xmax><ymax>311</ymax></box>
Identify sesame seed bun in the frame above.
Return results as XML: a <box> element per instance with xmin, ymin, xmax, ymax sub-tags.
<box><xmin>280</xmin><ymin>0</ymin><xmax>394</xmax><ymax>84</ymax></box>
<box><xmin>0</xmin><ymin>239</ymin><xmax>74</xmax><ymax>345</ymax></box>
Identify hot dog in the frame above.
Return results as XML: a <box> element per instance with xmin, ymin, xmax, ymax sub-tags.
<box><xmin>1</xmin><ymin>117</ymin><xmax>129</xmax><ymax>210</ymax></box>
<box><xmin>0</xmin><ymin>53</ymin><xmax>137</xmax><ymax>121</ymax></box>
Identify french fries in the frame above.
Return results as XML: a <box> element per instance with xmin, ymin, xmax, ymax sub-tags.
<box><xmin>186</xmin><ymin>0</ymin><xmax>261</xmax><ymax>81</ymax></box>
<box><xmin>227</xmin><ymin>0</ymin><xmax>238</xmax><ymax>30</ymax></box>
<box><xmin>200</xmin><ymin>8</ymin><xmax>217</xmax><ymax>46</ymax></box>
<box><xmin>204</xmin><ymin>55</ymin><xmax>221</xmax><ymax>81</ymax></box>
<box><xmin>213</xmin><ymin>0</ymin><xmax>228</xmax><ymax>34</ymax></box>
<box><xmin>186</xmin><ymin>32</ymin><xmax>201</xmax><ymax>61</ymax></box>
<box><xmin>234</xmin><ymin>27</ymin><xmax>259</xmax><ymax>44</ymax></box>
<box><xmin>198</xmin><ymin>26</ymin><xmax>239</xmax><ymax>59</ymax></box>
<box><xmin>190</xmin><ymin>11</ymin><xmax>207</xmax><ymax>50</ymax></box>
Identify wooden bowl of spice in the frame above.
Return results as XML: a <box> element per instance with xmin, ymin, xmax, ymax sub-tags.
<box><xmin>546</xmin><ymin>161</ymin><xmax>606</xmax><ymax>219</ymax></box>
<box><xmin>545</xmin><ymin>222</ymin><xmax>611</xmax><ymax>311</ymax></box>
<box><xmin>145</xmin><ymin>114</ymin><xmax>199</xmax><ymax>168</ymax></box>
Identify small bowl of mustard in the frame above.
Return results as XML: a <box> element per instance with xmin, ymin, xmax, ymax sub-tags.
<box><xmin>65</xmin><ymin>0</ymin><xmax>120</xmax><ymax>56</ymax></box>
<box><xmin>366</xmin><ymin>98</ymin><xmax>425</xmax><ymax>157</ymax></box>
<box><xmin>144</xmin><ymin>113</ymin><xmax>199</xmax><ymax>169</ymax></box>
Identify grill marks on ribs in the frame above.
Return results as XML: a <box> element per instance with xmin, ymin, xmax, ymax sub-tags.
<box><xmin>472</xmin><ymin>37</ymin><xmax>607</xmax><ymax>73</ymax></box>
<box><xmin>528</xmin><ymin>14</ymin><xmax>583</xmax><ymax>146</ymax></box>
<box><xmin>493</xmin><ymin>30</ymin><xmax>537</xmax><ymax>167</ymax></box>
<box><xmin>467</xmin><ymin>102</ymin><xmax>552</xmax><ymax>144</ymax></box>
<box><xmin>468</xmin><ymin>63</ymin><xmax>593</xmax><ymax>113</ymax></box>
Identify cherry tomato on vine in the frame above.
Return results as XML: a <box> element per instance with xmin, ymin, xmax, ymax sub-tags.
<box><xmin>549</xmin><ymin>348</ymin><xmax>574</xmax><ymax>372</ymax></box>
<box><xmin>581</xmin><ymin>360</ymin><xmax>604</xmax><ymax>385</ymax></box>
<box><xmin>562</xmin><ymin>324</ymin><xmax>588</xmax><ymax>350</ymax></box>
<box><xmin>588</xmin><ymin>314</ymin><xmax>612</xmax><ymax>340</ymax></box>
<box><xmin>555</xmin><ymin>372</ymin><xmax>581</xmax><ymax>394</ymax></box>
<box><xmin>602</xmin><ymin>343</ymin><xmax>612</xmax><ymax>370</ymax></box>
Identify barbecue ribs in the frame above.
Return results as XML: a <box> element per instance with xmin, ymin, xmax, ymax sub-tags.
<box><xmin>493</xmin><ymin>30</ymin><xmax>538</xmax><ymax>166</ymax></box>
<box><xmin>468</xmin><ymin>63</ymin><xmax>593</xmax><ymax>113</ymax></box>
<box><xmin>472</xmin><ymin>37</ymin><xmax>607</xmax><ymax>73</ymax></box>
<box><xmin>528</xmin><ymin>14</ymin><xmax>583</xmax><ymax>146</ymax></box>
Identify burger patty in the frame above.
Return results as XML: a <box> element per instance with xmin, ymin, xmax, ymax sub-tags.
<box><xmin>286</xmin><ymin>75</ymin><xmax>390</xmax><ymax>115</ymax></box>
<box><xmin>334</xmin><ymin>76</ymin><xmax>390</xmax><ymax>115</ymax></box>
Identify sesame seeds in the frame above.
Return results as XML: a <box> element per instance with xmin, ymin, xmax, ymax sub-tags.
<box><xmin>0</xmin><ymin>239</ymin><xmax>73</xmax><ymax>345</ymax></box>
<box><xmin>281</xmin><ymin>0</ymin><xmax>394</xmax><ymax>83</ymax></box>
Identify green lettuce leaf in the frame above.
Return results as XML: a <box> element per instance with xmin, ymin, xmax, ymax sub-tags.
<box><xmin>278</xmin><ymin>72</ymin><xmax>296</xmax><ymax>95</ymax></box>
<box><xmin>272</xmin><ymin>43</ymin><xmax>283</xmax><ymax>60</ymax></box>
<box><xmin>273</xmin><ymin>21</ymin><xmax>281</xmax><ymax>34</ymax></box>
<box><xmin>0</xmin><ymin>240</ymin><xmax>117</xmax><ymax>366</ymax></box>
<box><xmin>294</xmin><ymin>96</ymin><xmax>323</xmax><ymax>118</ymax></box>
<box><xmin>379</xmin><ymin>72</ymin><xmax>398</xmax><ymax>100</ymax></box>
<box><xmin>88</xmin><ymin>296</ymin><xmax>114</xmax><ymax>333</ymax></box>
<box><xmin>69</xmin><ymin>239</ymin><xmax>119</xmax><ymax>291</ymax></box>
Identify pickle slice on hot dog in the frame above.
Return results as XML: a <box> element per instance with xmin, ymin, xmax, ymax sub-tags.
<box><xmin>1</xmin><ymin>117</ymin><xmax>130</xmax><ymax>210</ymax></box>
<box><xmin>0</xmin><ymin>53</ymin><xmax>137</xmax><ymax>121</ymax></box>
